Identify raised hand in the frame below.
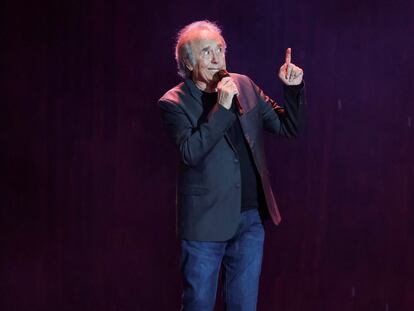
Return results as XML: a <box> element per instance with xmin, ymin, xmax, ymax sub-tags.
<box><xmin>278</xmin><ymin>48</ymin><xmax>304</xmax><ymax>86</ymax></box>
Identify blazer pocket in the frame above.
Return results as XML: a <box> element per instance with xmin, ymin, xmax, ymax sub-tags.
<box><xmin>178</xmin><ymin>185</ymin><xmax>209</xmax><ymax>196</ymax></box>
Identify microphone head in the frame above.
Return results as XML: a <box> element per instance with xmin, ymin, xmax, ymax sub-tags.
<box><xmin>215</xmin><ymin>69</ymin><xmax>230</xmax><ymax>81</ymax></box>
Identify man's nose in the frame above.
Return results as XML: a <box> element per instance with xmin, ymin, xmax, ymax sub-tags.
<box><xmin>211</xmin><ymin>51</ymin><xmax>220</xmax><ymax>63</ymax></box>
<box><xmin>211</xmin><ymin>53</ymin><xmax>218</xmax><ymax>63</ymax></box>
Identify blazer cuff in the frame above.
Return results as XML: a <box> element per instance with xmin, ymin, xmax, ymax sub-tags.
<box><xmin>283</xmin><ymin>80</ymin><xmax>304</xmax><ymax>92</ymax></box>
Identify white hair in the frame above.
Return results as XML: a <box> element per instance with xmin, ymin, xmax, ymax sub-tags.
<box><xmin>175</xmin><ymin>20</ymin><xmax>227</xmax><ymax>79</ymax></box>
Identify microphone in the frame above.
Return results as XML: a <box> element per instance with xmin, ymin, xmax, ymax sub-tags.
<box><xmin>216</xmin><ymin>69</ymin><xmax>244</xmax><ymax>116</ymax></box>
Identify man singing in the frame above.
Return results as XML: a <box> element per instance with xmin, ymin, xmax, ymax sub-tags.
<box><xmin>158</xmin><ymin>20</ymin><xmax>305</xmax><ymax>311</ymax></box>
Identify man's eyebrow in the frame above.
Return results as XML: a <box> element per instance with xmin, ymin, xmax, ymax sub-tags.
<box><xmin>201</xmin><ymin>44</ymin><xmax>223</xmax><ymax>52</ymax></box>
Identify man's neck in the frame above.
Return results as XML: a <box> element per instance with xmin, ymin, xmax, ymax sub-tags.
<box><xmin>194</xmin><ymin>80</ymin><xmax>217</xmax><ymax>93</ymax></box>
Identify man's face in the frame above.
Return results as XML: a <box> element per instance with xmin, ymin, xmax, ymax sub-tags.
<box><xmin>187</xmin><ymin>30</ymin><xmax>226</xmax><ymax>90</ymax></box>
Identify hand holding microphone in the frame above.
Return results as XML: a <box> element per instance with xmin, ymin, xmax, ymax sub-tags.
<box><xmin>215</xmin><ymin>70</ymin><xmax>243</xmax><ymax>114</ymax></box>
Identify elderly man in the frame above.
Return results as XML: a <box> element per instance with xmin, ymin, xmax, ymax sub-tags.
<box><xmin>158</xmin><ymin>20</ymin><xmax>305</xmax><ymax>311</ymax></box>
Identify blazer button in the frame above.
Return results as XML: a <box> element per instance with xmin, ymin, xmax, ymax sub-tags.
<box><xmin>235</xmin><ymin>183</ymin><xmax>241</xmax><ymax>188</ymax></box>
<box><xmin>234</xmin><ymin>158</ymin><xmax>239</xmax><ymax>163</ymax></box>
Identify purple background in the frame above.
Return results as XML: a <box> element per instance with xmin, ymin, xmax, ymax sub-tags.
<box><xmin>2</xmin><ymin>0</ymin><xmax>414</xmax><ymax>310</ymax></box>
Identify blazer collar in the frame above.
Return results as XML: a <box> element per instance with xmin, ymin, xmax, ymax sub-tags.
<box><xmin>184</xmin><ymin>79</ymin><xmax>203</xmax><ymax>103</ymax></box>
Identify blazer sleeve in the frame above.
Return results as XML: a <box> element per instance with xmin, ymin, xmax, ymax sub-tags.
<box><xmin>158</xmin><ymin>99</ymin><xmax>236</xmax><ymax>167</ymax></box>
<box><xmin>251</xmin><ymin>78</ymin><xmax>306</xmax><ymax>138</ymax></box>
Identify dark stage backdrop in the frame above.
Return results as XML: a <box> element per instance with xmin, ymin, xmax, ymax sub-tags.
<box><xmin>1</xmin><ymin>0</ymin><xmax>414</xmax><ymax>310</ymax></box>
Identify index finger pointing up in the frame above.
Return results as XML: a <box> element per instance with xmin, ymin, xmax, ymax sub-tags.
<box><xmin>285</xmin><ymin>47</ymin><xmax>292</xmax><ymax>65</ymax></box>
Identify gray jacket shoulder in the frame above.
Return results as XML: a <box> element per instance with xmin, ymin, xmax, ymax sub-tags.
<box><xmin>159</xmin><ymin>82</ymin><xmax>189</xmax><ymax>106</ymax></box>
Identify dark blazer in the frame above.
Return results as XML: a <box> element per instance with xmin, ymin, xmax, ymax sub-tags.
<box><xmin>158</xmin><ymin>73</ymin><xmax>305</xmax><ymax>241</ymax></box>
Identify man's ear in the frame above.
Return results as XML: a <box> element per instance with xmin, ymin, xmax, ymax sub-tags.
<box><xmin>183</xmin><ymin>59</ymin><xmax>193</xmax><ymax>71</ymax></box>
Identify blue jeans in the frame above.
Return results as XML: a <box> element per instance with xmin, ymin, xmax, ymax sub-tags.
<box><xmin>180</xmin><ymin>209</ymin><xmax>265</xmax><ymax>311</ymax></box>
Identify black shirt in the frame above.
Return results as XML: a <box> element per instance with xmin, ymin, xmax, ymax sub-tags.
<box><xmin>201</xmin><ymin>92</ymin><xmax>262</xmax><ymax>212</ymax></box>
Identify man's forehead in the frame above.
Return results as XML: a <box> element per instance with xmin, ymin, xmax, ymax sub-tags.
<box><xmin>187</xmin><ymin>29</ymin><xmax>224</xmax><ymax>45</ymax></box>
